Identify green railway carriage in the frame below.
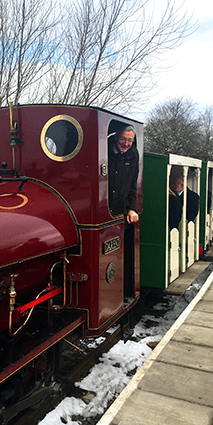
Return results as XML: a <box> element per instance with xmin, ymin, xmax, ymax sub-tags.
<box><xmin>140</xmin><ymin>152</ymin><xmax>202</xmax><ymax>289</ymax></box>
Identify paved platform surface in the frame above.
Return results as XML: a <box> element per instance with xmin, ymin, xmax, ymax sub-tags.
<box><xmin>97</xmin><ymin>270</ymin><xmax>213</xmax><ymax>425</ymax></box>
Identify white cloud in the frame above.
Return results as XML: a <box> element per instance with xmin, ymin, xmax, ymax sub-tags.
<box><xmin>185</xmin><ymin>0</ymin><xmax>213</xmax><ymax>18</ymax></box>
<box><xmin>138</xmin><ymin>1</ymin><xmax>213</xmax><ymax>119</ymax></box>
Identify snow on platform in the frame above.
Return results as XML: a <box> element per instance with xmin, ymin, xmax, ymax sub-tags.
<box><xmin>97</xmin><ymin>270</ymin><xmax>213</xmax><ymax>425</ymax></box>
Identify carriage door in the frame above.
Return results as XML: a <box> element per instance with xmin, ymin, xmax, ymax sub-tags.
<box><xmin>187</xmin><ymin>169</ymin><xmax>195</xmax><ymax>267</ymax></box>
<box><xmin>207</xmin><ymin>164</ymin><xmax>213</xmax><ymax>245</ymax></box>
<box><xmin>168</xmin><ymin>165</ymin><xmax>183</xmax><ymax>283</ymax></box>
<box><xmin>187</xmin><ymin>167</ymin><xmax>200</xmax><ymax>267</ymax></box>
<box><xmin>205</xmin><ymin>166</ymin><xmax>211</xmax><ymax>247</ymax></box>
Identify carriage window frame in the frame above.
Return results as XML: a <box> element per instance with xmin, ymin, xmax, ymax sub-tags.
<box><xmin>107</xmin><ymin>119</ymin><xmax>137</xmax><ymax>217</ymax></box>
<box><xmin>40</xmin><ymin>114</ymin><xmax>83</xmax><ymax>162</ymax></box>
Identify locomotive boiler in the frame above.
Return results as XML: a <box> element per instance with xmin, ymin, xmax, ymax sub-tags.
<box><xmin>0</xmin><ymin>103</ymin><xmax>143</xmax><ymax>420</ymax></box>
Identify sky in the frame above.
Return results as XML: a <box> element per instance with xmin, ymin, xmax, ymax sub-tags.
<box><xmin>140</xmin><ymin>0</ymin><xmax>213</xmax><ymax>120</ymax></box>
<box><xmin>38</xmin><ymin>263</ymin><xmax>213</xmax><ymax>425</ymax></box>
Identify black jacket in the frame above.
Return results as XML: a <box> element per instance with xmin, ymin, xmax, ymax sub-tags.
<box><xmin>181</xmin><ymin>187</ymin><xmax>200</xmax><ymax>222</ymax></box>
<box><xmin>108</xmin><ymin>143</ymin><xmax>139</xmax><ymax>217</ymax></box>
<box><xmin>169</xmin><ymin>187</ymin><xmax>200</xmax><ymax>230</ymax></box>
<box><xmin>169</xmin><ymin>190</ymin><xmax>183</xmax><ymax>230</ymax></box>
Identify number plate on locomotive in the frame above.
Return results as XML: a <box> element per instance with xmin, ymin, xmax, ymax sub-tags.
<box><xmin>103</xmin><ymin>236</ymin><xmax>120</xmax><ymax>255</ymax></box>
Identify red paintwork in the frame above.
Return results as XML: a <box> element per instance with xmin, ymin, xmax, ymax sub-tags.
<box><xmin>0</xmin><ymin>180</ymin><xmax>78</xmax><ymax>268</ymax></box>
<box><xmin>199</xmin><ymin>246</ymin><xmax>203</xmax><ymax>256</ymax></box>
<box><xmin>66</xmin><ymin>224</ymin><xmax>125</xmax><ymax>330</ymax></box>
<box><xmin>0</xmin><ymin>104</ymin><xmax>143</xmax><ymax>384</ymax></box>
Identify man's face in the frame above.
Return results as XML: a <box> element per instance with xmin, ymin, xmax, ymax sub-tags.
<box><xmin>117</xmin><ymin>130</ymin><xmax>134</xmax><ymax>153</ymax></box>
<box><xmin>175</xmin><ymin>176</ymin><xmax>184</xmax><ymax>194</ymax></box>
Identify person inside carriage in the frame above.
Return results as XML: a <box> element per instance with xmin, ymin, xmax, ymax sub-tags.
<box><xmin>169</xmin><ymin>176</ymin><xmax>200</xmax><ymax>230</ymax></box>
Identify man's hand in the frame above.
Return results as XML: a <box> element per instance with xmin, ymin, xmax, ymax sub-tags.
<box><xmin>127</xmin><ymin>210</ymin><xmax>139</xmax><ymax>224</ymax></box>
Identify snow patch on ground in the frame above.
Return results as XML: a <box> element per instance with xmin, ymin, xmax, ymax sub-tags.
<box><xmin>38</xmin><ymin>264</ymin><xmax>213</xmax><ymax>425</ymax></box>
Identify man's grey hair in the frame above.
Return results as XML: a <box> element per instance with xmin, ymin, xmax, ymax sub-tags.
<box><xmin>116</xmin><ymin>125</ymin><xmax>135</xmax><ymax>140</ymax></box>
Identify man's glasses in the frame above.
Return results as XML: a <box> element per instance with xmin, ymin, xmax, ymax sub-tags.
<box><xmin>119</xmin><ymin>136</ymin><xmax>134</xmax><ymax>143</ymax></box>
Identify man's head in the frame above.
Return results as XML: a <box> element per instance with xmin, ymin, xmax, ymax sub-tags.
<box><xmin>116</xmin><ymin>126</ymin><xmax>135</xmax><ymax>153</ymax></box>
<box><xmin>174</xmin><ymin>176</ymin><xmax>184</xmax><ymax>194</ymax></box>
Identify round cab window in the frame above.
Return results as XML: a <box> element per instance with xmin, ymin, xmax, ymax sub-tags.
<box><xmin>41</xmin><ymin>115</ymin><xmax>83</xmax><ymax>162</ymax></box>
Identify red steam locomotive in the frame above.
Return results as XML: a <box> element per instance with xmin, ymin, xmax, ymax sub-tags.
<box><xmin>0</xmin><ymin>104</ymin><xmax>143</xmax><ymax>420</ymax></box>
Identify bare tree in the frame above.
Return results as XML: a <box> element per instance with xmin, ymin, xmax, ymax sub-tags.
<box><xmin>32</xmin><ymin>0</ymin><xmax>193</xmax><ymax>114</ymax></box>
<box><xmin>0</xmin><ymin>0</ymin><xmax>194</xmax><ymax>112</ymax></box>
<box><xmin>144</xmin><ymin>97</ymin><xmax>203</xmax><ymax>158</ymax></box>
<box><xmin>0</xmin><ymin>0</ymin><xmax>62</xmax><ymax>105</ymax></box>
<box><xmin>199</xmin><ymin>106</ymin><xmax>213</xmax><ymax>161</ymax></box>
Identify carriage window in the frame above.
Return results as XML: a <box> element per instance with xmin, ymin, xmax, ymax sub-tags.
<box><xmin>40</xmin><ymin>115</ymin><xmax>83</xmax><ymax>162</ymax></box>
<box><xmin>107</xmin><ymin>119</ymin><xmax>137</xmax><ymax>217</ymax></box>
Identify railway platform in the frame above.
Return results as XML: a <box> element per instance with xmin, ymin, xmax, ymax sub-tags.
<box><xmin>97</xmin><ymin>268</ymin><xmax>213</xmax><ymax>425</ymax></box>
